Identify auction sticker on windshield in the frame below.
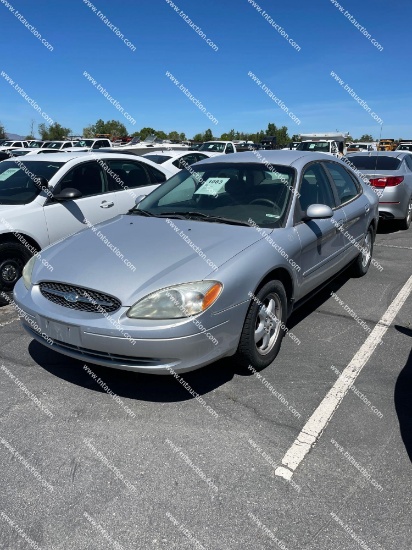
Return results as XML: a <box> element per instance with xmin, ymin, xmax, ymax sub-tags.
<box><xmin>0</xmin><ymin>168</ymin><xmax>20</xmax><ymax>181</ymax></box>
<box><xmin>194</xmin><ymin>177</ymin><xmax>229</xmax><ymax>196</ymax></box>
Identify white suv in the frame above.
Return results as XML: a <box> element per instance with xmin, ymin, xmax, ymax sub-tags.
<box><xmin>0</xmin><ymin>151</ymin><xmax>172</xmax><ymax>303</ymax></box>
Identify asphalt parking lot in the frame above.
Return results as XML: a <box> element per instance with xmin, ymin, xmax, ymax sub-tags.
<box><xmin>0</xmin><ymin>221</ymin><xmax>411</xmax><ymax>550</ymax></box>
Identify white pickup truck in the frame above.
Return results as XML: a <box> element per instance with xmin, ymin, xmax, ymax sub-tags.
<box><xmin>198</xmin><ymin>141</ymin><xmax>237</xmax><ymax>154</ymax></box>
<box><xmin>296</xmin><ymin>133</ymin><xmax>349</xmax><ymax>158</ymax></box>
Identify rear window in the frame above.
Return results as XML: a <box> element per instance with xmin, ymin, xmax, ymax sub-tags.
<box><xmin>144</xmin><ymin>155</ymin><xmax>172</xmax><ymax>164</ymax></box>
<box><xmin>347</xmin><ymin>156</ymin><xmax>401</xmax><ymax>170</ymax></box>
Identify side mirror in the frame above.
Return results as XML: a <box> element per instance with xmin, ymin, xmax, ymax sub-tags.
<box><xmin>52</xmin><ymin>187</ymin><xmax>82</xmax><ymax>201</ymax></box>
<box><xmin>305</xmin><ymin>204</ymin><xmax>333</xmax><ymax>220</ymax></box>
<box><xmin>35</xmin><ymin>176</ymin><xmax>49</xmax><ymax>190</ymax></box>
<box><xmin>135</xmin><ymin>194</ymin><xmax>146</xmax><ymax>206</ymax></box>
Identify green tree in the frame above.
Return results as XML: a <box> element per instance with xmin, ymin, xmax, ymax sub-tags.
<box><xmin>83</xmin><ymin>119</ymin><xmax>127</xmax><ymax>138</ymax></box>
<box><xmin>138</xmin><ymin>127</ymin><xmax>157</xmax><ymax>141</ymax></box>
<box><xmin>358</xmin><ymin>134</ymin><xmax>374</xmax><ymax>142</ymax></box>
<box><xmin>38</xmin><ymin>122</ymin><xmax>71</xmax><ymax>140</ymax></box>
<box><xmin>179</xmin><ymin>132</ymin><xmax>186</xmax><ymax>141</ymax></box>
<box><xmin>203</xmin><ymin>128</ymin><xmax>213</xmax><ymax>141</ymax></box>
<box><xmin>192</xmin><ymin>133</ymin><xmax>203</xmax><ymax>142</ymax></box>
<box><xmin>25</xmin><ymin>135</ymin><xmax>35</xmax><ymax>140</ymax></box>
<box><xmin>0</xmin><ymin>122</ymin><xmax>7</xmax><ymax>139</ymax></box>
<box><xmin>168</xmin><ymin>131</ymin><xmax>180</xmax><ymax>141</ymax></box>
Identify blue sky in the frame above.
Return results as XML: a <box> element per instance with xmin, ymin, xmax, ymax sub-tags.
<box><xmin>0</xmin><ymin>0</ymin><xmax>410</xmax><ymax>140</ymax></box>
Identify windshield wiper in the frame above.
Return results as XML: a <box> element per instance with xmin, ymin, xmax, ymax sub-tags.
<box><xmin>128</xmin><ymin>208</ymin><xmax>155</xmax><ymax>216</ymax></box>
<box><xmin>158</xmin><ymin>211</ymin><xmax>251</xmax><ymax>226</ymax></box>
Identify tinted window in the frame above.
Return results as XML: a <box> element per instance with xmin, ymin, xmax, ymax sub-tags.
<box><xmin>0</xmin><ymin>160</ymin><xmax>64</xmax><ymax>204</ymax></box>
<box><xmin>173</xmin><ymin>154</ymin><xmax>200</xmax><ymax>169</ymax></box>
<box><xmin>143</xmin><ymin>155</ymin><xmax>171</xmax><ymax>165</ymax></box>
<box><xmin>347</xmin><ymin>156</ymin><xmax>402</xmax><ymax>170</ymax></box>
<box><xmin>56</xmin><ymin>161</ymin><xmax>105</xmax><ymax>197</ymax></box>
<box><xmin>226</xmin><ymin>144</ymin><xmax>234</xmax><ymax>154</ymax></box>
<box><xmin>146</xmin><ymin>164</ymin><xmax>167</xmax><ymax>184</ymax></box>
<box><xmin>299</xmin><ymin>163</ymin><xmax>336</xmax><ymax>211</ymax></box>
<box><xmin>404</xmin><ymin>155</ymin><xmax>412</xmax><ymax>171</ymax></box>
<box><xmin>325</xmin><ymin>163</ymin><xmax>359</xmax><ymax>204</ymax></box>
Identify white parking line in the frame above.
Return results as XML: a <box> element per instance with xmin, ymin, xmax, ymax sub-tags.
<box><xmin>275</xmin><ymin>274</ymin><xmax>412</xmax><ymax>480</ymax></box>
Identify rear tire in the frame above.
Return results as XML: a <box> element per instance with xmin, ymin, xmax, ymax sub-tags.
<box><xmin>236</xmin><ymin>280</ymin><xmax>287</xmax><ymax>371</ymax></box>
<box><xmin>0</xmin><ymin>242</ymin><xmax>32</xmax><ymax>305</ymax></box>
<box><xmin>399</xmin><ymin>197</ymin><xmax>412</xmax><ymax>230</ymax></box>
<box><xmin>350</xmin><ymin>226</ymin><xmax>373</xmax><ymax>278</ymax></box>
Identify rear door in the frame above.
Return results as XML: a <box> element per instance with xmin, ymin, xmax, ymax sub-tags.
<box><xmin>322</xmin><ymin>161</ymin><xmax>370</xmax><ymax>262</ymax></box>
<box><xmin>294</xmin><ymin>161</ymin><xmax>347</xmax><ymax>296</ymax></box>
<box><xmin>43</xmin><ymin>160</ymin><xmax>119</xmax><ymax>244</ymax></box>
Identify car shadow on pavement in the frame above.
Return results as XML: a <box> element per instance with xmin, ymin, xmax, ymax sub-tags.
<box><xmin>394</xmin><ymin>325</ymin><xmax>412</xmax><ymax>463</ymax></box>
<box><xmin>27</xmin><ymin>268</ymin><xmax>353</xmax><ymax>403</ymax></box>
<box><xmin>28</xmin><ymin>339</ymin><xmax>238</xmax><ymax>403</ymax></box>
<box><xmin>376</xmin><ymin>220</ymin><xmax>402</xmax><ymax>234</ymax></box>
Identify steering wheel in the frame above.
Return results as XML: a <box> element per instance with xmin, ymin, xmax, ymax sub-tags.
<box><xmin>249</xmin><ymin>198</ymin><xmax>277</xmax><ymax>208</ymax></box>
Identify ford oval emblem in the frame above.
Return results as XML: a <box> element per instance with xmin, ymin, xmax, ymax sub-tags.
<box><xmin>64</xmin><ymin>292</ymin><xmax>80</xmax><ymax>303</ymax></box>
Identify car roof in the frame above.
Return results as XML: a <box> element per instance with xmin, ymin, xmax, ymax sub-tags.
<box><xmin>347</xmin><ymin>151</ymin><xmax>406</xmax><ymax>158</ymax></box>
<box><xmin>1</xmin><ymin>152</ymin><xmax>164</xmax><ymax>163</ymax></box>
<box><xmin>193</xmin><ymin>150</ymin><xmax>331</xmax><ymax>167</ymax></box>
<box><xmin>142</xmin><ymin>150</ymin><xmax>204</xmax><ymax>159</ymax></box>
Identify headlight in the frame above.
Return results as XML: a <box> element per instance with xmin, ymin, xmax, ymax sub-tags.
<box><xmin>127</xmin><ymin>281</ymin><xmax>222</xmax><ymax>319</ymax></box>
<box><xmin>22</xmin><ymin>255</ymin><xmax>37</xmax><ymax>290</ymax></box>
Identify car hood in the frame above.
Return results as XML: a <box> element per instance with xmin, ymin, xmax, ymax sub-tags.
<box><xmin>33</xmin><ymin>215</ymin><xmax>267</xmax><ymax>306</ymax></box>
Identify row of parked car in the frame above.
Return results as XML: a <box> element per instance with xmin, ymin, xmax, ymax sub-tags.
<box><xmin>0</xmin><ymin>145</ymin><xmax>410</xmax><ymax>375</ymax></box>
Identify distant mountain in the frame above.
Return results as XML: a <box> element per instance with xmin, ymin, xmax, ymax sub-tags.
<box><xmin>6</xmin><ymin>132</ymin><xmax>25</xmax><ymax>140</ymax></box>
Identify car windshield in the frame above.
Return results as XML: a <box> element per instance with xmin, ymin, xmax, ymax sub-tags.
<box><xmin>297</xmin><ymin>142</ymin><xmax>330</xmax><ymax>152</ymax></box>
<box><xmin>46</xmin><ymin>142</ymin><xmax>66</xmax><ymax>149</ymax></box>
<box><xmin>2</xmin><ymin>141</ymin><xmax>15</xmax><ymax>147</ymax></box>
<box><xmin>27</xmin><ymin>141</ymin><xmax>43</xmax><ymax>148</ymax></box>
<box><xmin>133</xmin><ymin>162</ymin><xmax>295</xmax><ymax>227</ymax></box>
<box><xmin>0</xmin><ymin>160</ymin><xmax>64</xmax><ymax>204</ymax></box>
<box><xmin>144</xmin><ymin>155</ymin><xmax>172</xmax><ymax>164</ymax></box>
<box><xmin>73</xmin><ymin>140</ymin><xmax>93</xmax><ymax>147</ymax></box>
<box><xmin>398</xmin><ymin>145</ymin><xmax>412</xmax><ymax>151</ymax></box>
<box><xmin>349</xmin><ymin>144</ymin><xmax>367</xmax><ymax>149</ymax></box>
<box><xmin>347</xmin><ymin>156</ymin><xmax>402</xmax><ymax>170</ymax></box>
<box><xmin>198</xmin><ymin>142</ymin><xmax>226</xmax><ymax>152</ymax></box>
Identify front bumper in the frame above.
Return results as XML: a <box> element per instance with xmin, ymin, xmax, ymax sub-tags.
<box><xmin>14</xmin><ymin>280</ymin><xmax>245</xmax><ymax>374</ymax></box>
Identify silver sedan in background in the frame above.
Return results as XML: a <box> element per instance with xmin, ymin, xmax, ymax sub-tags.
<box><xmin>347</xmin><ymin>151</ymin><xmax>412</xmax><ymax>229</ymax></box>
<box><xmin>14</xmin><ymin>151</ymin><xmax>379</xmax><ymax>375</ymax></box>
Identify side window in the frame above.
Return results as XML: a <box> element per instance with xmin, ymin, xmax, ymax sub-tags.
<box><xmin>298</xmin><ymin>163</ymin><xmax>336</xmax><ymax>212</ymax></box>
<box><xmin>176</xmin><ymin>154</ymin><xmax>198</xmax><ymax>169</ymax></box>
<box><xmin>404</xmin><ymin>155</ymin><xmax>412</xmax><ymax>171</ymax></box>
<box><xmin>226</xmin><ymin>144</ymin><xmax>234</xmax><ymax>154</ymax></box>
<box><xmin>146</xmin><ymin>164</ymin><xmax>167</xmax><ymax>184</ymax></box>
<box><xmin>325</xmin><ymin>163</ymin><xmax>360</xmax><ymax>204</ymax></box>
<box><xmin>55</xmin><ymin>161</ymin><xmax>105</xmax><ymax>197</ymax></box>
<box><xmin>15</xmin><ymin>142</ymin><xmax>22</xmax><ymax>148</ymax></box>
<box><xmin>101</xmin><ymin>140</ymin><xmax>110</xmax><ymax>148</ymax></box>
<box><xmin>62</xmin><ymin>142</ymin><xmax>71</xmax><ymax>149</ymax></box>
<box><xmin>120</xmin><ymin>161</ymin><xmax>151</xmax><ymax>188</ymax></box>
<box><xmin>195</xmin><ymin>154</ymin><xmax>208</xmax><ymax>162</ymax></box>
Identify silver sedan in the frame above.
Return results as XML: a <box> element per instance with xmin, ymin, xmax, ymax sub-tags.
<box><xmin>14</xmin><ymin>151</ymin><xmax>379</xmax><ymax>374</ymax></box>
<box><xmin>347</xmin><ymin>151</ymin><xmax>412</xmax><ymax>229</ymax></box>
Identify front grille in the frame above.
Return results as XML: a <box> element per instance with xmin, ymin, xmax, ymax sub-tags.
<box><xmin>39</xmin><ymin>282</ymin><xmax>121</xmax><ymax>313</ymax></box>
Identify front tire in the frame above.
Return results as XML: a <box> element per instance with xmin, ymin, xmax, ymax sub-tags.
<box><xmin>0</xmin><ymin>242</ymin><xmax>32</xmax><ymax>305</ymax></box>
<box><xmin>236</xmin><ymin>280</ymin><xmax>287</xmax><ymax>370</ymax></box>
<box><xmin>350</xmin><ymin>226</ymin><xmax>373</xmax><ymax>278</ymax></box>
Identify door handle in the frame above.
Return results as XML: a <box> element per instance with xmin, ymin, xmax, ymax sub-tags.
<box><xmin>365</xmin><ymin>205</ymin><xmax>370</xmax><ymax>214</ymax></box>
<box><xmin>100</xmin><ymin>201</ymin><xmax>114</xmax><ymax>208</ymax></box>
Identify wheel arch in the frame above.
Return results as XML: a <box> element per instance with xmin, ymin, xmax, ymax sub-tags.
<box><xmin>0</xmin><ymin>232</ymin><xmax>41</xmax><ymax>255</ymax></box>
<box><xmin>253</xmin><ymin>267</ymin><xmax>295</xmax><ymax>317</ymax></box>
